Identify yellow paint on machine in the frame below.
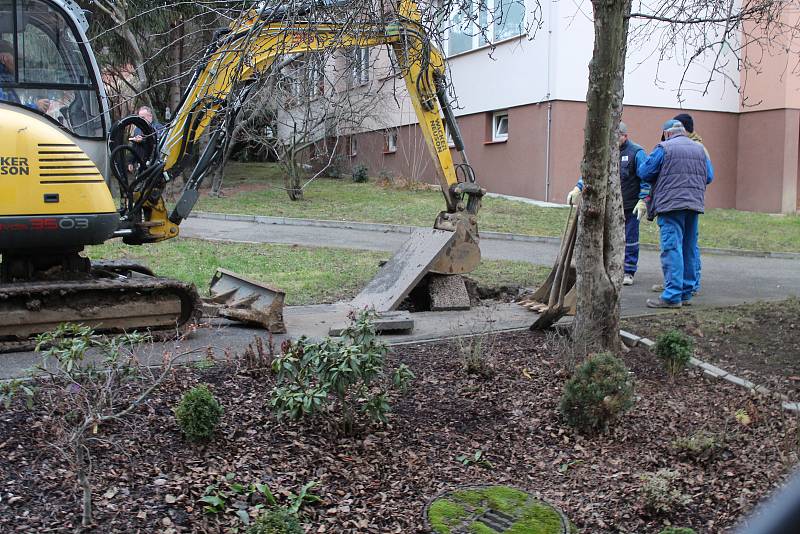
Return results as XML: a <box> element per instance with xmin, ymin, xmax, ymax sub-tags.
<box><xmin>0</xmin><ymin>107</ymin><xmax>116</xmax><ymax>216</ymax></box>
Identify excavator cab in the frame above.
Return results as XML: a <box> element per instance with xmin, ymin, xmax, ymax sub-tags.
<box><xmin>0</xmin><ymin>0</ymin><xmax>117</xmax><ymax>270</ymax></box>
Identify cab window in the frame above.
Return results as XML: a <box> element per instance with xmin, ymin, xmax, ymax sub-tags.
<box><xmin>0</xmin><ymin>0</ymin><xmax>104</xmax><ymax>138</ymax></box>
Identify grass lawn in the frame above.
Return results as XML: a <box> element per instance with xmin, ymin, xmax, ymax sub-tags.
<box><xmin>195</xmin><ymin>162</ymin><xmax>800</xmax><ymax>253</ymax></box>
<box><xmin>87</xmin><ymin>238</ymin><xmax>547</xmax><ymax>306</ymax></box>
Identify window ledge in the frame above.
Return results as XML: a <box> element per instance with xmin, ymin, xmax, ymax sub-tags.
<box><xmin>383</xmin><ymin>150</ymin><xmax>397</xmax><ymax>154</ymax></box>
<box><xmin>484</xmin><ymin>139</ymin><xmax>508</xmax><ymax>145</ymax></box>
<box><xmin>447</xmin><ymin>34</ymin><xmax>526</xmax><ymax>60</ymax></box>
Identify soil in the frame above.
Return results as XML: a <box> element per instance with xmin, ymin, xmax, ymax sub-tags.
<box><xmin>1</xmin><ymin>330</ymin><xmax>797</xmax><ymax>533</ymax></box>
<box><xmin>623</xmin><ymin>298</ymin><xmax>800</xmax><ymax>399</ymax></box>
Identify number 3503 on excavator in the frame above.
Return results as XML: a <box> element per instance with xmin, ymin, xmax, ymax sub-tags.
<box><xmin>0</xmin><ymin>0</ymin><xmax>485</xmax><ymax>343</ymax></box>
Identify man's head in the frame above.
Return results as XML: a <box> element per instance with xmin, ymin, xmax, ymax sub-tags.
<box><xmin>673</xmin><ymin>113</ymin><xmax>694</xmax><ymax>133</ymax></box>
<box><xmin>662</xmin><ymin>119</ymin><xmax>686</xmax><ymax>140</ymax></box>
<box><xmin>0</xmin><ymin>40</ymin><xmax>14</xmax><ymax>73</ymax></box>
<box><xmin>137</xmin><ymin>106</ymin><xmax>153</xmax><ymax>124</ymax></box>
<box><xmin>618</xmin><ymin>121</ymin><xmax>629</xmax><ymax>147</ymax></box>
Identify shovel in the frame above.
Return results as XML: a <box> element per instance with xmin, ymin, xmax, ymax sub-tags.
<box><xmin>518</xmin><ymin>201</ymin><xmax>579</xmax><ymax>329</ymax></box>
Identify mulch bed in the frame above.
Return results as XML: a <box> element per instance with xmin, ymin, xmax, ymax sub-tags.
<box><xmin>1</xmin><ymin>330</ymin><xmax>797</xmax><ymax>533</ymax></box>
<box><xmin>623</xmin><ymin>298</ymin><xmax>800</xmax><ymax>399</ymax></box>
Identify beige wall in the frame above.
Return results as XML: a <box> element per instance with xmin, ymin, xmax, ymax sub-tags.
<box><xmin>737</xmin><ymin>109</ymin><xmax>800</xmax><ymax>213</ymax></box>
<box><xmin>349</xmin><ymin>100</ymin><xmax>797</xmax><ymax>213</ymax></box>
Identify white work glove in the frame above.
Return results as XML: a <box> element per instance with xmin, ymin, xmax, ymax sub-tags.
<box><xmin>633</xmin><ymin>199</ymin><xmax>647</xmax><ymax>220</ymax></box>
<box><xmin>566</xmin><ymin>186</ymin><xmax>582</xmax><ymax>206</ymax></box>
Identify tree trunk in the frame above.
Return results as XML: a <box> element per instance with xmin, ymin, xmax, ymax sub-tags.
<box><xmin>573</xmin><ymin>0</ymin><xmax>631</xmax><ymax>353</ymax></box>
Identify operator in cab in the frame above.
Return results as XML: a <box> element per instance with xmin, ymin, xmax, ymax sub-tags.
<box><xmin>0</xmin><ymin>40</ymin><xmax>50</xmax><ymax>113</ymax></box>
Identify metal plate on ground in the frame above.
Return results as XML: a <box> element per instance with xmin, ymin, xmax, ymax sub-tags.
<box><xmin>425</xmin><ymin>485</ymin><xmax>570</xmax><ymax>534</ymax></box>
<box><xmin>206</xmin><ymin>268</ymin><xmax>286</xmax><ymax>333</ymax></box>
<box><xmin>351</xmin><ymin>229</ymin><xmax>456</xmax><ymax>312</ymax></box>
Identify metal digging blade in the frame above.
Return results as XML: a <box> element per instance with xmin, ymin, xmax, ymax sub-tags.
<box><xmin>205</xmin><ymin>268</ymin><xmax>286</xmax><ymax>333</ymax></box>
<box><xmin>517</xmin><ymin>202</ymin><xmax>579</xmax><ymax>329</ymax></box>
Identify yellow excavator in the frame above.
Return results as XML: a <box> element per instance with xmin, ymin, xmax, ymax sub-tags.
<box><xmin>0</xmin><ymin>0</ymin><xmax>484</xmax><ymax>344</ymax></box>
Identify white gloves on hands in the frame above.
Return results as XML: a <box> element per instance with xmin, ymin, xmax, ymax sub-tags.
<box><xmin>633</xmin><ymin>199</ymin><xmax>648</xmax><ymax>220</ymax></box>
<box><xmin>566</xmin><ymin>187</ymin><xmax>582</xmax><ymax>206</ymax></box>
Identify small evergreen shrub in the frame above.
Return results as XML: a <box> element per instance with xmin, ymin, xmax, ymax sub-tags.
<box><xmin>247</xmin><ymin>508</ymin><xmax>302</xmax><ymax>534</ymax></box>
<box><xmin>351</xmin><ymin>163</ymin><xmax>369</xmax><ymax>183</ymax></box>
<box><xmin>175</xmin><ymin>385</ymin><xmax>223</xmax><ymax>441</ymax></box>
<box><xmin>640</xmin><ymin>469</ymin><xmax>691</xmax><ymax>513</ymax></box>
<box><xmin>672</xmin><ymin>430</ymin><xmax>720</xmax><ymax>461</ymax></box>
<box><xmin>654</xmin><ymin>330</ymin><xmax>693</xmax><ymax>378</ymax></box>
<box><xmin>659</xmin><ymin>528</ymin><xmax>696</xmax><ymax>534</ymax></box>
<box><xmin>559</xmin><ymin>353</ymin><xmax>635</xmax><ymax>433</ymax></box>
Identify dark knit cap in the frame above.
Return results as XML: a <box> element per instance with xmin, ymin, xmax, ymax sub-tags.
<box><xmin>673</xmin><ymin>113</ymin><xmax>694</xmax><ymax>133</ymax></box>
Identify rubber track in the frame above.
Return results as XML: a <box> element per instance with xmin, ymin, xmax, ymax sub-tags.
<box><xmin>0</xmin><ymin>276</ymin><xmax>201</xmax><ymax>353</ymax></box>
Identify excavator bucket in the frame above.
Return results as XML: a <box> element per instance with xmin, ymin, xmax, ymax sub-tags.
<box><xmin>517</xmin><ymin>202</ymin><xmax>579</xmax><ymax>329</ymax></box>
<box><xmin>205</xmin><ymin>268</ymin><xmax>286</xmax><ymax>333</ymax></box>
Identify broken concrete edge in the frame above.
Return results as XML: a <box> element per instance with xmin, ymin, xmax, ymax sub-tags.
<box><xmin>189</xmin><ymin>212</ymin><xmax>800</xmax><ymax>260</ymax></box>
<box><xmin>619</xmin><ymin>330</ymin><xmax>797</xmax><ymax>412</ymax></box>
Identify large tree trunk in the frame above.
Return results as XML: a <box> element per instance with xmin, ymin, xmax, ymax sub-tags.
<box><xmin>573</xmin><ymin>0</ymin><xmax>631</xmax><ymax>353</ymax></box>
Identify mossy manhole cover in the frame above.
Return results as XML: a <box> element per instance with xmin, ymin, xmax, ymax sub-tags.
<box><xmin>425</xmin><ymin>485</ymin><xmax>571</xmax><ymax>534</ymax></box>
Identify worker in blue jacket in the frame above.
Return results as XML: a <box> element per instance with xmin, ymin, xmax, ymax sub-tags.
<box><xmin>567</xmin><ymin>122</ymin><xmax>650</xmax><ymax>286</ymax></box>
<box><xmin>638</xmin><ymin>119</ymin><xmax>714</xmax><ymax>308</ymax></box>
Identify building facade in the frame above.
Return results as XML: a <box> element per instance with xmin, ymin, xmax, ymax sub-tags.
<box><xmin>341</xmin><ymin>0</ymin><xmax>800</xmax><ymax>213</ymax></box>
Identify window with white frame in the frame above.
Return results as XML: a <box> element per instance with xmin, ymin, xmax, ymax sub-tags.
<box><xmin>385</xmin><ymin>132</ymin><xmax>398</xmax><ymax>153</ymax></box>
<box><xmin>348</xmin><ymin>135</ymin><xmax>358</xmax><ymax>157</ymax></box>
<box><xmin>447</xmin><ymin>0</ymin><xmax>525</xmax><ymax>56</ymax></box>
<box><xmin>492</xmin><ymin>111</ymin><xmax>508</xmax><ymax>142</ymax></box>
<box><xmin>351</xmin><ymin>46</ymin><xmax>370</xmax><ymax>85</ymax></box>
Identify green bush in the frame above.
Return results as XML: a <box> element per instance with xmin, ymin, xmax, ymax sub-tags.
<box><xmin>175</xmin><ymin>385</ymin><xmax>223</xmax><ymax>441</ymax></box>
<box><xmin>270</xmin><ymin>310</ymin><xmax>414</xmax><ymax>434</ymax></box>
<box><xmin>247</xmin><ymin>508</ymin><xmax>302</xmax><ymax>534</ymax></box>
<box><xmin>559</xmin><ymin>353</ymin><xmax>635</xmax><ymax>433</ymax></box>
<box><xmin>659</xmin><ymin>528</ymin><xmax>696</xmax><ymax>534</ymax></box>
<box><xmin>351</xmin><ymin>163</ymin><xmax>369</xmax><ymax>183</ymax></box>
<box><xmin>640</xmin><ymin>469</ymin><xmax>690</xmax><ymax>514</ymax></box>
<box><xmin>654</xmin><ymin>330</ymin><xmax>693</xmax><ymax>378</ymax></box>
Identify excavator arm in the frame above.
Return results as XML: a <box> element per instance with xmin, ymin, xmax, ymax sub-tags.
<box><xmin>109</xmin><ymin>0</ymin><xmax>483</xmax><ymax>273</ymax></box>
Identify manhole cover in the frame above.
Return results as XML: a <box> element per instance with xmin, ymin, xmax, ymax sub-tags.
<box><xmin>425</xmin><ymin>485</ymin><xmax>571</xmax><ymax>534</ymax></box>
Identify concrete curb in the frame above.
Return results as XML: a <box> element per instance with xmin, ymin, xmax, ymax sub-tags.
<box><xmin>619</xmin><ymin>330</ymin><xmax>798</xmax><ymax>412</ymax></box>
<box><xmin>190</xmin><ymin>211</ymin><xmax>800</xmax><ymax>260</ymax></box>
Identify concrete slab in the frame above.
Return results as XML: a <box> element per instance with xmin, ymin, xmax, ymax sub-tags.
<box><xmin>351</xmin><ymin>229</ymin><xmax>456</xmax><ymax>311</ymax></box>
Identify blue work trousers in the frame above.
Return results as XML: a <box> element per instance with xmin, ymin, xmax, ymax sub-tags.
<box><xmin>657</xmin><ymin>210</ymin><xmax>699</xmax><ymax>304</ymax></box>
<box><xmin>624</xmin><ymin>212</ymin><xmax>640</xmax><ymax>275</ymax></box>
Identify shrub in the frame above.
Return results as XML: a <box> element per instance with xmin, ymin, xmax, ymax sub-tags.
<box><xmin>672</xmin><ymin>430</ymin><xmax>720</xmax><ymax>461</ymax></box>
<box><xmin>270</xmin><ymin>309</ymin><xmax>414</xmax><ymax>434</ymax></box>
<box><xmin>453</xmin><ymin>334</ymin><xmax>496</xmax><ymax>377</ymax></box>
<box><xmin>175</xmin><ymin>385</ymin><xmax>223</xmax><ymax>441</ymax></box>
<box><xmin>640</xmin><ymin>469</ymin><xmax>690</xmax><ymax>514</ymax></box>
<box><xmin>659</xmin><ymin>528</ymin><xmax>696</xmax><ymax>534</ymax></box>
<box><xmin>654</xmin><ymin>330</ymin><xmax>693</xmax><ymax>378</ymax></box>
<box><xmin>247</xmin><ymin>508</ymin><xmax>302</xmax><ymax>534</ymax></box>
<box><xmin>351</xmin><ymin>163</ymin><xmax>369</xmax><ymax>183</ymax></box>
<box><xmin>559</xmin><ymin>352</ymin><xmax>635</xmax><ymax>433</ymax></box>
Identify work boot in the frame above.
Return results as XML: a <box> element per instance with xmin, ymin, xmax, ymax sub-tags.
<box><xmin>646</xmin><ymin>298</ymin><xmax>681</xmax><ymax>309</ymax></box>
<box><xmin>623</xmin><ymin>274</ymin><xmax>634</xmax><ymax>286</ymax></box>
<box><xmin>651</xmin><ymin>283</ymin><xmax>664</xmax><ymax>292</ymax></box>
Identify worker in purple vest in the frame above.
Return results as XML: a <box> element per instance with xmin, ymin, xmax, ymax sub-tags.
<box><xmin>638</xmin><ymin>119</ymin><xmax>714</xmax><ymax>308</ymax></box>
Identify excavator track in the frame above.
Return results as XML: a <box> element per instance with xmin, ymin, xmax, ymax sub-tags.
<box><xmin>0</xmin><ymin>268</ymin><xmax>201</xmax><ymax>352</ymax></box>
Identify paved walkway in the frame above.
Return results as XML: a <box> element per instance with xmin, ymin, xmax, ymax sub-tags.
<box><xmin>181</xmin><ymin>215</ymin><xmax>800</xmax><ymax>318</ymax></box>
<box><xmin>2</xmin><ymin>214</ymin><xmax>797</xmax><ymax>379</ymax></box>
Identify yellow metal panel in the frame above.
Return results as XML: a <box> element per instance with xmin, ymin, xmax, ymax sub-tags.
<box><xmin>0</xmin><ymin>107</ymin><xmax>116</xmax><ymax>216</ymax></box>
